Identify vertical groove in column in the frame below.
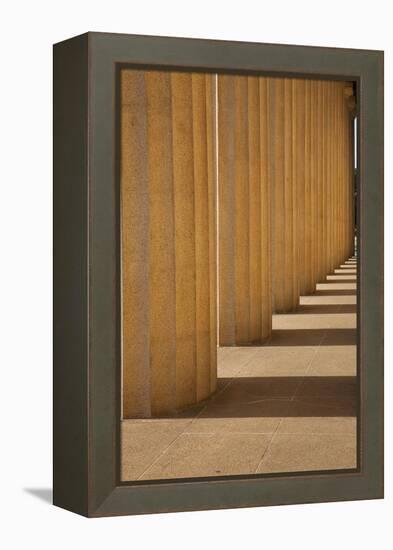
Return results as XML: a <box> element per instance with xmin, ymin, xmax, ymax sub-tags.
<box><xmin>316</xmin><ymin>81</ymin><xmax>323</xmax><ymax>283</ymax></box>
<box><xmin>171</xmin><ymin>73</ymin><xmax>197</xmax><ymax>409</ymax></box>
<box><xmin>206</xmin><ymin>74</ymin><xmax>218</xmax><ymax>393</ymax></box>
<box><xmin>304</xmin><ymin>79</ymin><xmax>313</xmax><ymax>293</ymax></box>
<box><xmin>343</xmin><ymin>86</ymin><xmax>348</xmax><ymax>259</ymax></box>
<box><xmin>323</xmin><ymin>82</ymin><xmax>328</xmax><ymax>274</ymax></box>
<box><xmin>291</xmin><ymin>80</ymin><xmax>300</xmax><ymax>308</ymax></box>
<box><xmin>326</xmin><ymin>82</ymin><xmax>332</xmax><ymax>274</ymax></box>
<box><xmin>248</xmin><ymin>76</ymin><xmax>262</xmax><ymax>343</ymax></box>
<box><xmin>339</xmin><ymin>83</ymin><xmax>344</xmax><ymax>263</ymax></box>
<box><xmin>260</xmin><ymin>77</ymin><xmax>272</xmax><ymax>340</ymax></box>
<box><xmin>218</xmin><ymin>75</ymin><xmax>236</xmax><ymax>345</ymax></box>
<box><xmin>346</xmin><ymin>94</ymin><xmax>354</xmax><ymax>259</ymax></box>
<box><xmin>234</xmin><ymin>76</ymin><xmax>250</xmax><ymax>343</ymax></box>
<box><xmin>294</xmin><ymin>79</ymin><xmax>306</xmax><ymax>295</ymax></box>
<box><xmin>330</xmin><ymin>83</ymin><xmax>336</xmax><ymax>270</ymax></box>
<box><xmin>349</xmin><ymin>101</ymin><xmax>355</xmax><ymax>257</ymax></box>
<box><xmin>322</xmin><ymin>82</ymin><xmax>327</xmax><ymax>277</ymax></box>
<box><xmin>333</xmin><ymin>83</ymin><xmax>339</xmax><ymax>268</ymax></box>
<box><xmin>310</xmin><ymin>81</ymin><xmax>317</xmax><ymax>288</ymax></box>
<box><xmin>192</xmin><ymin>73</ymin><xmax>212</xmax><ymax>402</ymax></box>
<box><xmin>284</xmin><ymin>79</ymin><xmax>296</xmax><ymax>310</ymax></box>
<box><xmin>146</xmin><ymin>71</ymin><xmax>176</xmax><ymax>415</ymax></box>
<box><xmin>272</xmin><ymin>78</ymin><xmax>286</xmax><ymax>312</ymax></box>
<box><xmin>145</xmin><ymin>71</ymin><xmax>177</xmax><ymax>416</ymax></box>
<box><xmin>121</xmin><ymin>70</ymin><xmax>151</xmax><ymax>418</ymax></box>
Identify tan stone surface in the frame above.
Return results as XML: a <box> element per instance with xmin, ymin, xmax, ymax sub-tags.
<box><xmin>121</xmin><ymin>69</ymin><xmax>217</xmax><ymax>417</ymax></box>
<box><xmin>121</xmin><ymin>432</ymin><xmax>181</xmax><ymax>480</ymax></box>
<box><xmin>272</xmin><ymin>78</ymin><xmax>286</xmax><ymax>313</ymax></box>
<box><xmin>278</xmin><ymin>416</ymin><xmax>356</xmax><ymax>435</ymax></box>
<box><xmin>308</xmin><ymin>347</ymin><xmax>356</xmax><ymax>376</ymax></box>
<box><xmin>257</xmin><ymin>434</ymin><xmax>357</xmax><ymax>473</ymax></box>
<box><xmin>121</xmin><ymin>70</ymin><xmax>151</xmax><ymax>418</ymax></box>
<box><xmin>238</xmin><ymin>348</ymin><xmax>317</xmax><ymax>377</ymax></box>
<box><xmin>218</xmin><ymin>75</ymin><xmax>272</xmax><ymax>345</ymax></box>
<box><xmin>140</xmin><ymin>433</ymin><xmax>272</xmax><ymax>479</ymax></box>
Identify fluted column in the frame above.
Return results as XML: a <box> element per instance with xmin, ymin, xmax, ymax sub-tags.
<box><xmin>218</xmin><ymin>75</ymin><xmax>272</xmax><ymax>345</ymax></box>
<box><xmin>271</xmin><ymin>78</ymin><xmax>286</xmax><ymax>312</ymax></box>
<box><xmin>294</xmin><ymin>79</ymin><xmax>306</xmax><ymax>295</ymax></box>
<box><xmin>121</xmin><ymin>69</ymin><xmax>217</xmax><ymax>418</ymax></box>
<box><xmin>304</xmin><ymin>80</ymin><xmax>314</xmax><ymax>294</ymax></box>
<box><xmin>271</xmin><ymin>78</ymin><xmax>300</xmax><ymax>312</ymax></box>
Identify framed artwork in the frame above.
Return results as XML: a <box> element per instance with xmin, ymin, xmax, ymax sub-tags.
<box><xmin>53</xmin><ymin>32</ymin><xmax>383</xmax><ymax>517</ymax></box>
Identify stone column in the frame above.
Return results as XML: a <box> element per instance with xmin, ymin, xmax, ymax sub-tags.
<box><xmin>218</xmin><ymin>75</ymin><xmax>272</xmax><ymax>345</ymax></box>
<box><xmin>121</xmin><ymin>69</ymin><xmax>217</xmax><ymax>418</ymax></box>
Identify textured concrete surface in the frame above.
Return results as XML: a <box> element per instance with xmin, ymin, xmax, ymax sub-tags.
<box><xmin>121</xmin><ymin>258</ymin><xmax>357</xmax><ymax>481</ymax></box>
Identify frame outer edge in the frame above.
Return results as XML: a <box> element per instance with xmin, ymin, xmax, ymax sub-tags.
<box><xmin>83</xmin><ymin>33</ymin><xmax>384</xmax><ymax>516</ymax></box>
<box><xmin>53</xmin><ymin>33</ymin><xmax>90</xmax><ymax>517</ymax></box>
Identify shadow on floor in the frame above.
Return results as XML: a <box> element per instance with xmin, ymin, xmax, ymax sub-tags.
<box><xmin>24</xmin><ymin>488</ymin><xmax>53</xmax><ymax>504</ymax></box>
<box><xmin>268</xmin><ymin>328</ymin><xmax>356</xmax><ymax>346</ymax></box>
<box><xmin>314</xmin><ymin>289</ymin><xmax>357</xmax><ymax>296</ymax></box>
<box><xmin>297</xmin><ymin>304</ymin><xmax>356</xmax><ymax>314</ymax></box>
<box><xmin>147</xmin><ymin>376</ymin><xmax>357</xmax><ymax>419</ymax></box>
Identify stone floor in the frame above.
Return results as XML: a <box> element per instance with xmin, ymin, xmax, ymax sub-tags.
<box><xmin>121</xmin><ymin>257</ymin><xmax>357</xmax><ymax>481</ymax></box>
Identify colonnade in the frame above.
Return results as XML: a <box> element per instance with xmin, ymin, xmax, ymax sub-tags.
<box><xmin>274</xmin><ymin>78</ymin><xmax>355</xmax><ymax>312</ymax></box>
<box><xmin>121</xmin><ymin>69</ymin><xmax>355</xmax><ymax>417</ymax></box>
<box><xmin>218</xmin><ymin>76</ymin><xmax>355</xmax><ymax>343</ymax></box>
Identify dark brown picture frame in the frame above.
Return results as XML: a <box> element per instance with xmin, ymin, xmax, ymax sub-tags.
<box><xmin>53</xmin><ymin>32</ymin><xmax>384</xmax><ymax>517</ymax></box>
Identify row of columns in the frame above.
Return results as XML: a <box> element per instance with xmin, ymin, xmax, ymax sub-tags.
<box><xmin>273</xmin><ymin>78</ymin><xmax>355</xmax><ymax>313</ymax></box>
<box><xmin>219</xmin><ymin>76</ymin><xmax>355</xmax><ymax>342</ymax></box>
<box><xmin>121</xmin><ymin>69</ymin><xmax>355</xmax><ymax>417</ymax></box>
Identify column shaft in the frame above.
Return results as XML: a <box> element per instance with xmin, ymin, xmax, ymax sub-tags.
<box><xmin>121</xmin><ymin>69</ymin><xmax>217</xmax><ymax>417</ymax></box>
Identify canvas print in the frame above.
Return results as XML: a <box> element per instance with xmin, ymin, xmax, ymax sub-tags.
<box><xmin>119</xmin><ymin>68</ymin><xmax>357</xmax><ymax>482</ymax></box>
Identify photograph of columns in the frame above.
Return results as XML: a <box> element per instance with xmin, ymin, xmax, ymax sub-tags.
<box><xmin>120</xmin><ymin>68</ymin><xmax>357</xmax><ymax>481</ymax></box>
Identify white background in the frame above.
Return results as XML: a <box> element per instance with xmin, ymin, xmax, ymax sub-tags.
<box><xmin>1</xmin><ymin>1</ymin><xmax>391</xmax><ymax>548</ymax></box>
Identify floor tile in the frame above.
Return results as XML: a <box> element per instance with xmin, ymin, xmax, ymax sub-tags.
<box><xmin>140</xmin><ymin>433</ymin><xmax>272</xmax><ymax>479</ymax></box>
<box><xmin>273</xmin><ymin>313</ymin><xmax>335</xmax><ymax>330</ymax></box>
<box><xmin>316</xmin><ymin>282</ymin><xmax>357</xmax><ymax>291</ymax></box>
<box><xmin>236</xmin><ymin>348</ymin><xmax>316</xmax><ymax>377</ymax></box>
<box><xmin>268</xmin><ymin>329</ymin><xmax>325</xmax><ymax>346</ymax></box>
<box><xmin>334</xmin><ymin>268</ymin><xmax>356</xmax><ymax>275</ymax></box>
<box><xmin>122</xmin><ymin>418</ymin><xmax>192</xmax><ymax>435</ymax></box>
<box><xmin>278</xmin><ymin>415</ymin><xmax>356</xmax><ymax>435</ymax></box>
<box><xmin>296</xmin><ymin>304</ymin><xmax>342</xmax><ymax>314</ymax></box>
<box><xmin>296</xmin><ymin>376</ymin><xmax>357</xmax><ymax>400</ymax></box>
<box><xmin>299</xmin><ymin>294</ymin><xmax>357</xmax><ymax>306</ymax></box>
<box><xmin>121</xmin><ymin>432</ymin><xmax>181</xmax><ymax>480</ymax></box>
<box><xmin>198</xmin><ymin>396</ymin><xmax>294</xmax><ymax>419</ymax></box>
<box><xmin>217</xmin><ymin>346</ymin><xmax>260</xmax><ymax>377</ymax></box>
<box><xmin>322</xmin><ymin>329</ymin><xmax>356</xmax><ymax>346</ymax></box>
<box><xmin>212</xmin><ymin>377</ymin><xmax>300</xmax><ymax>405</ymax></box>
<box><xmin>308</xmin><ymin>347</ymin><xmax>356</xmax><ymax>376</ymax></box>
<box><xmin>257</xmin><ymin>434</ymin><xmax>357</xmax><ymax>473</ymax></box>
<box><xmin>327</xmin><ymin>274</ymin><xmax>356</xmax><ymax>281</ymax></box>
<box><xmin>185</xmin><ymin>414</ymin><xmax>281</xmax><ymax>434</ymax></box>
<box><xmin>326</xmin><ymin>313</ymin><xmax>356</xmax><ymax>329</ymax></box>
<box><xmin>286</xmin><ymin>395</ymin><xmax>356</xmax><ymax>417</ymax></box>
